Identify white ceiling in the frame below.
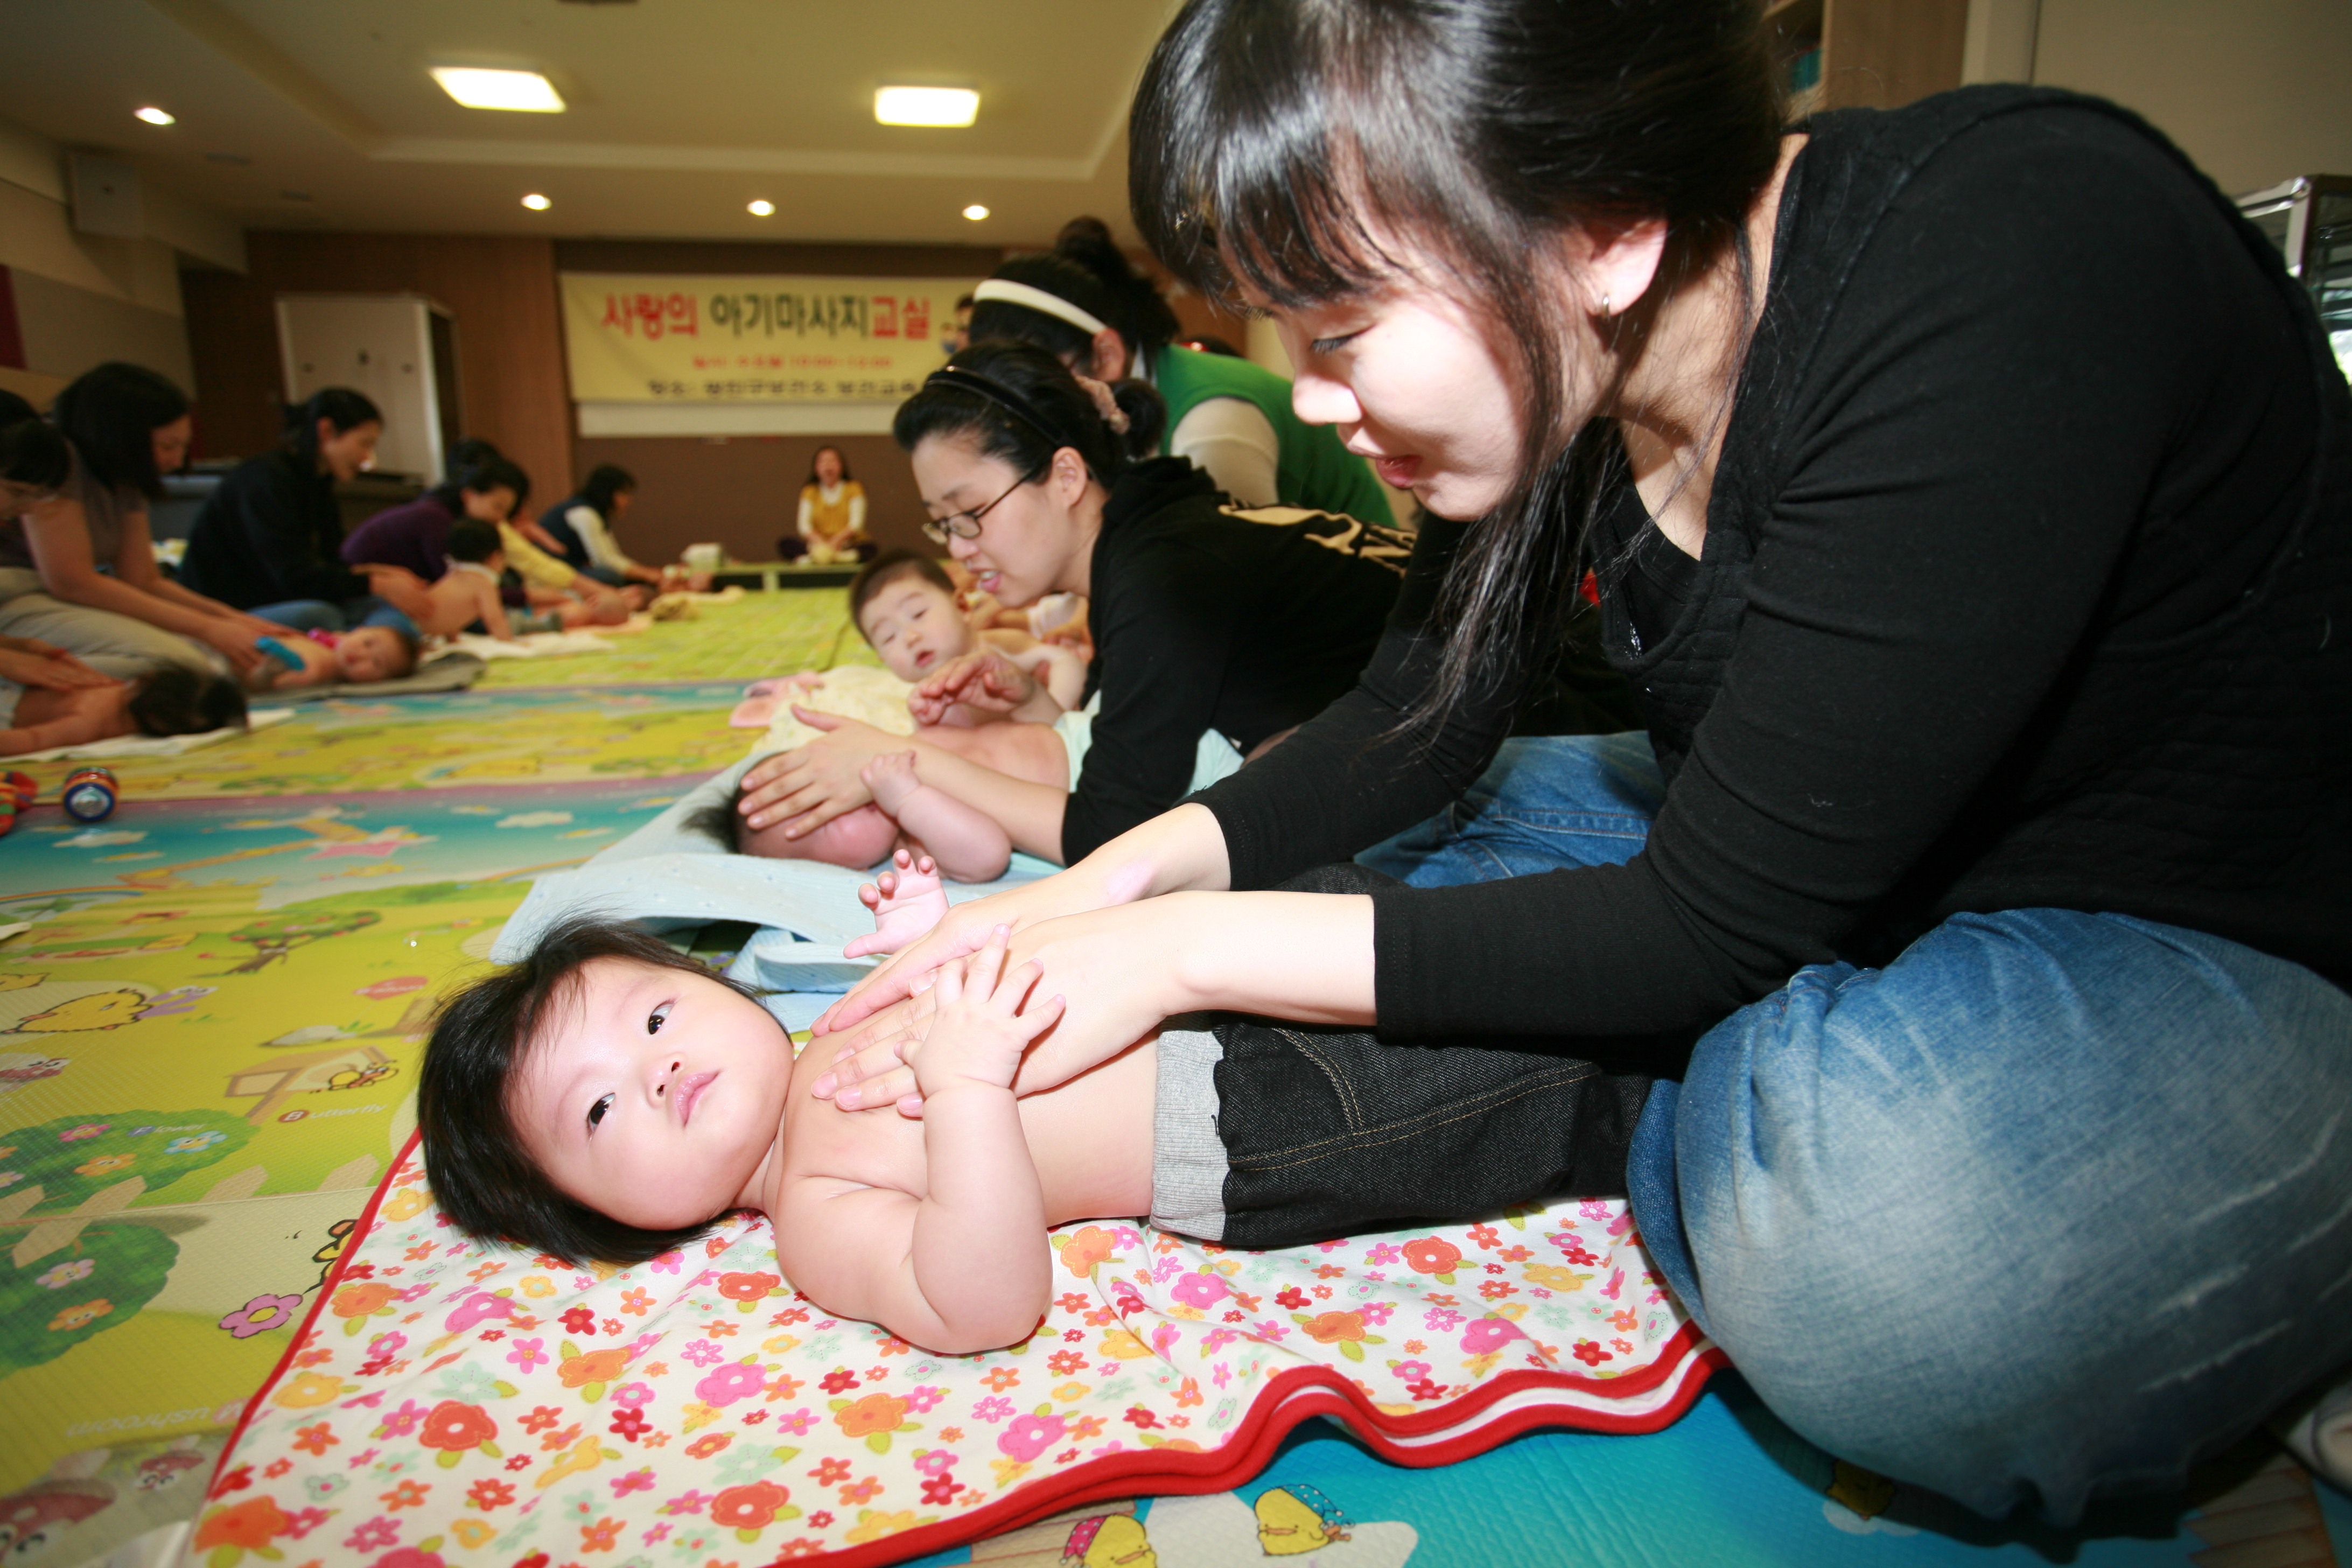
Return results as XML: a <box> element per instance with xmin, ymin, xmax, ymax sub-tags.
<box><xmin>0</xmin><ymin>0</ymin><xmax>1180</xmax><ymax>249</ymax></box>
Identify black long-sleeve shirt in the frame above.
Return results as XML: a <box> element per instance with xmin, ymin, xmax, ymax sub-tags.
<box><xmin>1196</xmin><ymin>87</ymin><xmax>2352</xmax><ymax>1038</ymax></box>
<box><xmin>1065</xmin><ymin>458</ymin><xmax>1410</xmax><ymax>862</ymax></box>
<box><xmin>179</xmin><ymin>450</ymin><xmax>369</xmax><ymax>610</ymax></box>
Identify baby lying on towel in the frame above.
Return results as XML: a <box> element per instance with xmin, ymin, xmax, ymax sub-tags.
<box><xmin>419</xmin><ymin>869</ymin><xmax>1644</xmax><ymax>1355</ymax></box>
<box><xmin>694</xmin><ymin>552</ymin><xmax>1230</xmax><ymax>886</ymax></box>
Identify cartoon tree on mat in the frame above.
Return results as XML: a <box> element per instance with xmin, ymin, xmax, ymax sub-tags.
<box><xmin>0</xmin><ymin>1222</ymin><xmax>177</xmax><ymax>1375</ymax></box>
<box><xmin>219</xmin><ymin>910</ymin><xmax>380</xmax><ymax>974</ymax></box>
<box><xmin>1</xmin><ymin>1109</ymin><xmax>254</xmax><ymax>1214</ymax></box>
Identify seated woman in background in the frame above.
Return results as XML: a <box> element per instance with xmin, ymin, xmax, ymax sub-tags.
<box><xmin>0</xmin><ymin>369</ymin><xmax>281</xmax><ymax>680</ymax></box>
<box><xmin>783</xmin><ymin>445</ymin><xmax>873</xmax><ymax>564</ymax></box>
<box><xmin>178</xmin><ymin>387</ymin><xmax>432</xmax><ymax>634</ymax></box>
<box><xmin>540</xmin><ymin>464</ymin><xmax>675</xmax><ymax>591</ymax></box>
<box><xmin>968</xmin><ymin>216</ymin><xmax>1395</xmax><ymax>526</ymax></box>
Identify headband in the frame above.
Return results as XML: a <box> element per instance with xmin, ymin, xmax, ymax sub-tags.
<box><xmin>974</xmin><ymin>277</ymin><xmax>1111</xmax><ymax>339</ymax></box>
<box><xmin>925</xmin><ymin>366</ymin><xmax>1069</xmax><ymax>448</ymax></box>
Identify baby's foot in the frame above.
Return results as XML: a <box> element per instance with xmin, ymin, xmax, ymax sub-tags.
<box><xmin>845</xmin><ymin>849</ymin><xmax>949</xmax><ymax>957</ymax></box>
<box><xmin>860</xmin><ymin>749</ymin><xmax>923</xmax><ymax>814</ymax></box>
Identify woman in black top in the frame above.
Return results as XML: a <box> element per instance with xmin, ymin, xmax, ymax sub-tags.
<box><xmin>180</xmin><ymin>388</ymin><xmax>432</xmax><ymax>632</ymax></box>
<box><xmin>811</xmin><ymin>0</ymin><xmax>2352</xmax><ymax>1525</ymax></box>
<box><xmin>733</xmin><ymin>342</ymin><xmax>1409</xmax><ymax>865</ymax></box>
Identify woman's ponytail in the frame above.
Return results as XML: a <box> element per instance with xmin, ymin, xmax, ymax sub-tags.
<box><xmin>1109</xmin><ymin>378</ymin><xmax>1167</xmax><ymax>460</ymax></box>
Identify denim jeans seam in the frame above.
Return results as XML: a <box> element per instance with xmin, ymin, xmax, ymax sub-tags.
<box><xmin>1277</xmin><ymin>1029</ymin><xmax>1367</xmax><ymax>1133</ymax></box>
<box><xmin>1228</xmin><ymin>1066</ymin><xmax>1601</xmax><ymax>1173</ymax></box>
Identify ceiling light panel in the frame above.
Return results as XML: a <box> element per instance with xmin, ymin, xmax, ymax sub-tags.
<box><xmin>432</xmin><ymin>67</ymin><xmax>566</xmax><ymax>113</ymax></box>
<box><xmin>747</xmin><ymin>199</ymin><xmax>774</xmax><ymax>216</ymax></box>
<box><xmin>962</xmin><ymin>204</ymin><xmax>989</xmax><ymax>221</ymax></box>
<box><xmin>874</xmin><ymin>87</ymin><xmax>978</xmax><ymax>128</ymax></box>
<box><xmin>521</xmin><ymin>193</ymin><xmax>552</xmax><ymax>210</ymax></box>
<box><xmin>135</xmin><ymin>106</ymin><xmax>175</xmax><ymax>125</ymax></box>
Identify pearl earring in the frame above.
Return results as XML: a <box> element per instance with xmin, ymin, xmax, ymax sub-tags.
<box><xmin>1598</xmin><ymin>291</ymin><xmax>1613</xmax><ymax>317</ymax></box>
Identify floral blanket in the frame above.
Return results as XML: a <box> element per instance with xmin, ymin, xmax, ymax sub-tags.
<box><xmin>180</xmin><ymin>1136</ymin><xmax>1719</xmax><ymax>1568</ymax></box>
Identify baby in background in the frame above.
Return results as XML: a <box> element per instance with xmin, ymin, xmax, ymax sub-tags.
<box><xmin>691</xmin><ymin>551</ymin><xmax>1083</xmax><ymax>883</ymax></box>
<box><xmin>250</xmin><ymin>624</ymin><xmax>418</xmax><ymax>691</ymax></box>
<box><xmin>417</xmin><ymin>520</ymin><xmax>525</xmax><ymax>640</ymax></box>
<box><xmin>421</xmin><ymin>914</ymin><xmax>1155</xmax><ymax>1355</ymax></box>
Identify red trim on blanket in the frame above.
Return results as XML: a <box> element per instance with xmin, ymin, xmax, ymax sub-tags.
<box><xmin>205</xmin><ymin>1129</ymin><xmax>424</xmax><ymax>1495</ymax></box>
<box><xmin>750</xmin><ymin>1333</ymin><xmax>1724</xmax><ymax>1568</ymax></box>
<box><xmin>206</xmin><ymin>1129</ymin><xmax>1724</xmax><ymax>1563</ymax></box>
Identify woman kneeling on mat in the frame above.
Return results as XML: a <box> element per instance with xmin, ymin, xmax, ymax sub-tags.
<box><xmin>808</xmin><ymin>0</ymin><xmax>2352</xmax><ymax>1526</ymax></box>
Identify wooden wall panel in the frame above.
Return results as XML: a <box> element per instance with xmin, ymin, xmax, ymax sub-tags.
<box><xmin>181</xmin><ymin>233</ymin><xmax>573</xmax><ymax>505</ymax></box>
<box><xmin>570</xmin><ymin>432</ymin><xmax>928</xmax><ymax>569</ymax></box>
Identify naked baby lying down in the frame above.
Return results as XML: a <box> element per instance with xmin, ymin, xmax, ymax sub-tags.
<box><xmin>417</xmin><ymin>864</ymin><xmax>1646</xmax><ymax>1355</ymax></box>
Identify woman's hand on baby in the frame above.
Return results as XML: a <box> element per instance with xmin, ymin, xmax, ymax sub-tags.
<box><xmin>913</xmin><ymin>926</ymin><xmax>1063</xmax><ymax>1096</ymax></box>
<box><xmin>0</xmin><ymin>640</ymin><xmax>115</xmax><ymax>691</ymax></box>
<box><xmin>734</xmin><ymin>706</ymin><xmax>892</xmax><ymax>834</ymax></box>
<box><xmin>908</xmin><ymin>650</ymin><xmax>1035</xmax><ymax>726</ymax></box>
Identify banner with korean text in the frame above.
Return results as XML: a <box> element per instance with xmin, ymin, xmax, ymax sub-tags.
<box><xmin>559</xmin><ymin>272</ymin><xmax>975</xmax><ymax>407</ymax></box>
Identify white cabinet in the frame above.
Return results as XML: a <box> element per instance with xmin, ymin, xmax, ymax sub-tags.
<box><xmin>275</xmin><ymin>294</ymin><xmax>460</xmax><ymax>484</ymax></box>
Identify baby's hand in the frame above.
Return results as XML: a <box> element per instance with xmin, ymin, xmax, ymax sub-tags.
<box><xmin>845</xmin><ymin>849</ymin><xmax>950</xmax><ymax>958</ymax></box>
<box><xmin>912</xmin><ymin>925</ymin><xmax>1061</xmax><ymax>1095</ymax></box>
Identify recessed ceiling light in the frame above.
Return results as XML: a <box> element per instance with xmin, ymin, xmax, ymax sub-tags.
<box><xmin>962</xmin><ymin>204</ymin><xmax>990</xmax><ymax>222</ymax></box>
<box><xmin>521</xmin><ymin>193</ymin><xmax>552</xmax><ymax>211</ymax></box>
<box><xmin>747</xmin><ymin>199</ymin><xmax>774</xmax><ymax>216</ymax></box>
<box><xmin>135</xmin><ymin>107</ymin><xmax>175</xmax><ymax>126</ymax></box>
<box><xmin>875</xmin><ymin>86</ymin><xmax>978</xmax><ymax>128</ymax></box>
<box><xmin>432</xmin><ymin>67</ymin><xmax>566</xmax><ymax>113</ymax></box>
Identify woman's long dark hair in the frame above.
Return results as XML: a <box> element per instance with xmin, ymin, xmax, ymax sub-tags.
<box><xmin>1130</xmin><ymin>0</ymin><xmax>1782</xmax><ymax>727</ymax></box>
<box><xmin>802</xmin><ymin>446</ymin><xmax>852</xmax><ymax>486</ymax></box>
<box><xmin>581</xmin><ymin>463</ymin><xmax>634</xmax><ymax>517</ymax></box>
<box><xmin>969</xmin><ymin>216</ymin><xmax>1185</xmax><ymax>374</ymax></box>
<box><xmin>430</xmin><ymin>457</ymin><xmax>531</xmax><ymax>514</ymax></box>
<box><xmin>0</xmin><ymin>391</ymin><xmax>68</xmax><ymax>493</ymax></box>
<box><xmin>892</xmin><ymin>341</ymin><xmax>1166</xmax><ymax>490</ymax></box>
<box><xmin>281</xmin><ymin>387</ymin><xmax>382</xmax><ymax>469</ymax></box>
<box><xmin>52</xmin><ymin>362</ymin><xmax>191</xmax><ymax>500</ymax></box>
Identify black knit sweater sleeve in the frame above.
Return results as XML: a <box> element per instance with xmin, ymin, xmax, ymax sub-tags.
<box><xmin>1237</xmin><ymin>105</ymin><xmax>2322</xmax><ymax>1038</ymax></box>
<box><xmin>1193</xmin><ymin>516</ymin><xmax>1528</xmax><ymax>883</ymax></box>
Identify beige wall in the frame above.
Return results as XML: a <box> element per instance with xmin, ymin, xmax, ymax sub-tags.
<box><xmin>2028</xmin><ymin>0</ymin><xmax>2352</xmax><ymax>194</ymax></box>
<box><xmin>0</xmin><ymin>115</ymin><xmax>228</xmax><ymax>398</ymax></box>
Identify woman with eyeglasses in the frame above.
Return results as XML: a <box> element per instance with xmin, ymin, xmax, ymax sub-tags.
<box><xmin>732</xmin><ymin>341</ymin><xmax>1409</xmax><ymax>865</ymax></box>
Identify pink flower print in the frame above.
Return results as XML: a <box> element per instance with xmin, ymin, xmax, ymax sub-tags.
<box><xmin>1361</xmin><ymin>1300</ymin><xmax>1395</xmax><ymax>1327</ymax></box>
<box><xmin>1150</xmin><ymin>1322</ymin><xmax>1182</xmax><ymax>1357</ymax></box>
<box><xmin>911</xmin><ymin>1450</ymin><xmax>956</xmax><ymax>1479</ymax></box>
<box><xmin>970</xmin><ymin>1396</ymin><xmax>1014</xmax><ymax>1425</ymax></box>
<box><xmin>365</xmin><ymin>1332</ymin><xmax>408</xmax><ymax>1360</ymax></box>
<box><xmin>694</xmin><ymin>1361</ymin><xmax>766</xmax><ymax>1407</ymax></box>
<box><xmin>903</xmin><ymin>1385</ymin><xmax>944</xmax><ymax>1414</ymax></box>
<box><xmin>1112</xmin><ymin>1225</ymin><xmax>1145</xmax><ymax>1250</ymax></box>
<box><xmin>36</xmin><ymin>1258</ymin><xmax>95</xmax><ymax>1290</ymax></box>
<box><xmin>1602</xmin><ymin>1268</ymin><xmax>1626</xmax><ymax>1300</ymax></box>
<box><xmin>376</xmin><ymin>1399</ymin><xmax>429</xmax><ymax>1438</ymax></box>
<box><xmin>997</xmin><ymin>1411</ymin><xmax>1067</xmax><ymax>1462</ymax></box>
<box><xmin>59</xmin><ymin>1124</ymin><xmax>109</xmax><ymax>1143</ymax></box>
<box><xmin>609</xmin><ymin>1468</ymin><xmax>655</xmax><ymax>1497</ymax></box>
<box><xmin>1460</xmin><ymin>1318</ymin><xmax>1525</xmax><ymax>1355</ymax></box>
<box><xmin>1423</xmin><ymin>1307</ymin><xmax>1464</xmax><ymax>1332</ymax></box>
<box><xmin>1201</xmin><ymin>1328</ymin><xmax>1239</xmax><ymax>1354</ymax></box>
<box><xmin>680</xmin><ymin>1339</ymin><xmax>723</xmax><ymax>1368</ymax></box>
<box><xmin>444</xmin><ymin>1291</ymin><xmax>512</xmax><ymax>1332</ymax></box>
<box><xmin>505</xmin><ymin>1337</ymin><xmax>548</xmax><ymax>1372</ymax></box>
<box><xmin>649</xmin><ymin>1251</ymin><xmax>683</xmax><ymax>1274</ymax></box>
<box><xmin>1252</xmin><ymin>1321</ymin><xmax>1290</xmax><ymax>1342</ymax></box>
<box><xmin>1579</xmin><ymin>1199</ymin><xmax>1612</xmax><ymax>1221</ymax></box>
<box><xmin>1151</xmin><ymin>1256</ymin><xmax>1184</xmax><ymax>1282</ymax></box>
<box><xmin>1364</xmin><ymin>1243</ymin><xmax>1404</xmax><ymax>1266</ymax></box>
<box><xmin>1213</xmin><ymin>1362</ymin><xmax>1233</xmax><ymax>1389</ymax></box>
<box><xmin>343</xmin><ymin>1516</ymin><xmax>399</xmax><ymax>1553</ymax></box>
<box><xmin>659</xmin><ymin>1490</ymin><xmax>712</xmax><ymax>1515</ymax></box>
<box><xmin>611</xmin><ymin>1382</ymin><xmax>655</xmax><ymax>1409</ymax></box>
<box><xmin>774</xmin><ymin>1408</ymin><xmax>816</xmax><ymax>1436</ymax></box>
<box><xmin>1171</xmin><ymin>1273</ymin><xmax>1229</xmax><ymax>1308</ymax></box>
<box><xmin>220</xmin><ymin>1293</ymin><xmax>307</xmax><ymax>1339</ymax></box>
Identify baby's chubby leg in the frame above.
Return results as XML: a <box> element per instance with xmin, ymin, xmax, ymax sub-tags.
<box><xmin>846</xmin><ymin>848</ymin><xmax>952</xmax><ymax>958</ymax></box>
<box><xmin>860</xmin><ymin>749</ymin><xmax>1012</xmax><ymax>884</ymax></box>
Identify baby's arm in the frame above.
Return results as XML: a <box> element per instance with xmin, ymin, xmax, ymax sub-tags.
<box><xmin>778</xmin><ymin>929</ymin><xmax>1063</xmax><ymax>1353</ymax></box>
<box><xmin>861</xmin><ymin>750</ymin><xmax>1011</xmax><ymax>885</ymax></box>
<box><xmin>1006</xmin><ymin>641</ymin><xmax>1086</xmax><ymax>714</ymax></box>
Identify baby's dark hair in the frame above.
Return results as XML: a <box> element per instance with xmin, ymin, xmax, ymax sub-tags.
<box><xmin>445</xmin><ymin>519</ymin><xmax>502</xmax><ymax>563</ymax></box>
<box><xmin>418</xmin><ymin>916</ymin><xmax>776</xmax><ymax>1264</ymax></box>
<box><xmin>128</xmin><ymin>669</ymin><xmax>247</xmax><ymax>737</ymax></box>
<box><xmin>848</xmin><ymin>549</ymin><xmax>955</xmax><ymax>631</ymax></box>
<box><xmin>683</xmin><ymin>784</ymin><xmax>750</xmax><ymax>853</ymax></box>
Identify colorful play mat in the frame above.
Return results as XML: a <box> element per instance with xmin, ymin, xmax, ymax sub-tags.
<box><xmin>0</xmin><ymin>590</ymin><xmax>2343</xmax><ymax>1568</ymax></box>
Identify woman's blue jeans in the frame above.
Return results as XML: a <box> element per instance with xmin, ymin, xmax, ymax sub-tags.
<box><xmin>1359</xmin><ymin>734</ymin><xmax>2352</xmax><ymax>1522</ymax></box>
<box><xmin>251</xmin><ymin>597</ymin><xmax>420</xmax><ymax>639</ymax></box>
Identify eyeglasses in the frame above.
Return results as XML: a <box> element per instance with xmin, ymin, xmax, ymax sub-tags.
<box><xmin>920</xmin><ymin>471</ymin><xmax>1032</xmax><ymax>544</ymax></box>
